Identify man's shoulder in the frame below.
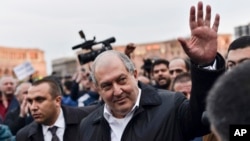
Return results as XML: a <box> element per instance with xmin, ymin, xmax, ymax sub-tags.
<box><xmin>62</xmin><ymin>105</ymin><xmax>101</xmax><ymax>125</ymax></box>
<box><xmin>16</xmin><ymin>121</ymin><xmax>38</xmax><ymax>136</ymax></box>
<box><xmin>63</xmin><ymin>104</ymin><xmax>99</xmax><ymax>115</ymax></box>
<box><xmin>155</xmin><ymin>89</ymin><xmax>188</xmax><ymax>107</ymax></box>
<box><xmin>79</xmin><ymin>107</ymin><xmax>104</xmax><ymax>140</ymax></box>
<box><xmin>156</xmin><ymin>89</ymin><xmax>180</xmax><ymax>100</ymax></box>
<box><xmin>78</xmin><ymin>104</ymin><xmax>100</xmax><ymax>113</ymax></box>
<box><xmin>80</xmin><ymin>105</ymin><xmax>104</xmax><ymax>125</ymax></box>
<box><xmin>157</xmin><ymin>89</ymin><xmax>175</xmax><ymax>95</ymax></box>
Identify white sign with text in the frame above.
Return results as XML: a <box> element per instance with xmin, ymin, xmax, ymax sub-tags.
<box><xmin>13</xmin><ymin>61</ymin><xmax>35</xmax><ymax>80</ymax></box>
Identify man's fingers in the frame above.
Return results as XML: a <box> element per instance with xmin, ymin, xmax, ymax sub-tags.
<box><xmin>204</xmin><ymin>5</ymin><xmax>211</xmax><ymax>27</ymax></box>
<box><xmin>189</xmin><ymin>6</ymin><xmax>197</xmax><ymax>30</ymax></box>
<box><xmin>212</xmin><ymin>14</ymin><xmax>220</xmax><ymax>32</ymax></box>
<box><xmin>197</xmin><ymin>1</ymin><xmax>204</xmax><ymax>26</ymax></box>
<box><xmin>21</xmin><ymin>95</ymin><xmax>27</xmax><ymax>106</ymax></box>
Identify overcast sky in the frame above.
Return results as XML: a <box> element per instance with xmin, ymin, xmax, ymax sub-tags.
<box><xmin>0</xmin><ymin>0</ymin><xmax>249</xmax><ymax>74</ymax></box>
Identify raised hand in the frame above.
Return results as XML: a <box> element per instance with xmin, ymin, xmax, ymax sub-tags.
<box><xmin>20</xmin><ymin>95</ymin><xmax>29</xmax><ymax>117</ymax></box>
<box><xmin>178</xmin><ymin>1</ymin><xmax>220</xmax><ymax>65</ymax></box>
<box><xmin>124</xmin><ymin>43</ymin><xmax>136</xmax><ymax>58</ymax></box>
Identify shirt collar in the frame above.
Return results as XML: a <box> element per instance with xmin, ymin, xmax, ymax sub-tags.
<box><xmin>42</xmin><ymin>108</ymin><xmax>65</xmax><ymax>133</ymax></box>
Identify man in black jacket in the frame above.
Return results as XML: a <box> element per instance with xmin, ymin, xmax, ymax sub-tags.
<box><xmin>16</xmin><ymin>76</ymin><xmax>96</xmax><ymax>141</ymax></box>
<box><xmin>79</xmin><ymin>1</ymin><xmax>225</xmax><ymax>141</ymax></box>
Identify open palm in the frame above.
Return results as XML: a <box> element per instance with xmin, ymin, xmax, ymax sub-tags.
<box><xmin>178</xmin><ymin>1</ymin><xmax>220</xmax><ymax>65</ymax></box>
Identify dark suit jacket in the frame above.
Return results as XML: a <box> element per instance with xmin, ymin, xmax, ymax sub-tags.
<box><xmin>16</xmin><ymin>105</ymin><xmax>97</xmax><ymax>141</ymax></box>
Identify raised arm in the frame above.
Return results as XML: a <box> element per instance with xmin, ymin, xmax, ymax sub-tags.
<box><xmin>176</xmin><ymin>1</ymin><xmax>225</xmax><ymax>139</ymax></box>
<box><xmin>178</xmin><ymin>1</ymin><xmax>220</xmax><ymax>65</ymax></box>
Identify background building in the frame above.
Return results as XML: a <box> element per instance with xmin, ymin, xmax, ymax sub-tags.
<box><xmin>0</xmin><ymin>46</ymin><xmax>47</xmax><ymax>79</ymax></box>
<box><xmin>51</xmin><ymin>57</ymin><xmax>78</xmax><ymax>79</ymax></box>
<box><xmin>235</xmin><ymin>23</ymin><xmax>250</xmax><ymax>39</ymax></box>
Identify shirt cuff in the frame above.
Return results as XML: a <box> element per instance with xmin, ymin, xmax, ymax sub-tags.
<box><xmin>202</xmin><ymin>59</ymin><xmax>217</xmax><ymax>70</ymax></box>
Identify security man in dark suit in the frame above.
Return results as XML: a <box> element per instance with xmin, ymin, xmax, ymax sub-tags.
<box><xmin>16</xmin><ymin>76</ymin><xmax>96</xmax><ymax>141</ymax></box>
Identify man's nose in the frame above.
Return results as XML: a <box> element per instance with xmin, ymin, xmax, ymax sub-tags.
<box><xmin>113</xmin><ymin>83</ymin><xmax>122</xmax><ymax>96</ymax></box>
<box><xmin>158</xmin><ymin>71</ymin><xmax>164</xmax><ymax>76</ymax></box>
<box><xmin>172</xmin><ymin>72</ymin><xmax>177</xmax><ymax>78</ymax></box>
<box><xmin>29</xmin><ymin>102</ymin><xmax>38</xmax><ymax>111</ymax></box>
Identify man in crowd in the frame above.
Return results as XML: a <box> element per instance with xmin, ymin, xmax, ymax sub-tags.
<box><xmin>169</xmin><ymin>58</ymin><xmax>190</xmax><ymax>80</ymax></box>
<box><xmin>16</xmin><ymin>76</ymin><xmax>96</xmax><ymax>141</ymax></box>
<box><xmin>151</xmin><ymin>59</ymin><xmax>171</xmax><ymax>90</ymax></box>
<box><xmin>79</xmin><ymin>2</ymin><xmax>225</xmax><ymax>140</ymax></box>
<box><xmin>171</xmin><ymin>72</ymin><xmax>192</xmax><ymax>99</ymax></box>
<box><xmin>0</xmin><ymin>76</ymin><xmax>19</xmax><ymax>123</ymax></box>
<box><xmin>226</xmin><ymin>35</ymin><xmax>250</xmax><ymax>70</ymax></box>
<box><xmin>206</xmin><ymin>61</ymin><xmax>250</xmax><ymax>141</ymax></box>
<box><xmin>69</xmin><ymin>70</ymin><xmax>100</xmax><ymax>107</ymax></box>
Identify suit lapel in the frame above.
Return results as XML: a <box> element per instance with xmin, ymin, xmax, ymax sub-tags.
<box><xmin>62</xmin><ymin>106</ymin><xmax>81</xmax><ymax>141</ymax></box>
<box><xmin>28</xmin><ymin>122</ymin><xmax>44</xmax><ymax>141</ymax></box>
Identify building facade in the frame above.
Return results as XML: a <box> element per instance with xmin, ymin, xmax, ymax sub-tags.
<box><xmin>51</xmin><ymin>57</ymin><xmax>78</xmax><ymax>79</ymax></box>
<box><xmin>234</xmin><ymin>23</ymin><xmax>250</xmax><ymax>39</ymax></box>
<box><xmin>0</xmin><ymin>46</ymin><xmax>47</xmax><ymax>79</ymax></box>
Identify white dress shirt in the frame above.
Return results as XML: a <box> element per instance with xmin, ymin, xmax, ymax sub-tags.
<box><xmin>103</xmin><ymin>88</ymin><xmax>141</xmax><ymax>141</ymax></box>
<box><xmin>42</xmin><ymin>108</ymin><xmax>65</xmax><ymax>141</ymax></box>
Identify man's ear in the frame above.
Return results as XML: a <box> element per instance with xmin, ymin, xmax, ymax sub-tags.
<box><xmin>55</xmin><ymin>96</ymin><xmax>62</xmax><ymax>106</ymax></box>
<box><xmin>133</xmin><ymin>70</ymin><xmax>138</xmax><ymax>79</ymax></box>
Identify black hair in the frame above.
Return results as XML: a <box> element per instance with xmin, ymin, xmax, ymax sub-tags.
<box><xmin>151</xmin><ymin>59</ymin><xmax>169</xmax><ymax>72</ymax></box>
<box><xmin>228</xmin><ymin>36</ymin><xmax>250</xmax><ymax>52</ymax></box>
<box><xmin>32</xmin><ymin>76</ymin><xmax>63</xmax><ymax>98</ymax></box>
<box><xmin>63</xmin><ymin>80</ymin><xmax>73</xmax><ymax>91</ymax></box>
<box><xmin>206</xmin><ymin>60</ymin><xmax>250</xmax><ymax>141</ymax></box>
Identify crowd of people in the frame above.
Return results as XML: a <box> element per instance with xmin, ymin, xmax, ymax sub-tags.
<box><xmin>0</xmin><ymin>1</ymin><xmax>249</xmax><ymax>141</ymax></box>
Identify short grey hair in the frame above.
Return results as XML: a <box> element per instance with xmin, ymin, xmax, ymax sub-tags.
<box><xmin>15</xmin><ymin>82</ymin><xmax>32</xmax><ymax>96</ymax></box>
<box><xmin>90</xmin><ymin>50</ymin><xmax>135</xmax><ymax>86</ymax></box>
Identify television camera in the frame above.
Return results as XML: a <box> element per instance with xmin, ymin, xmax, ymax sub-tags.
<box><xmin>72</xmin><ymin>30</ymin><xmax>116</xmax><ymax>65</ymax></box>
